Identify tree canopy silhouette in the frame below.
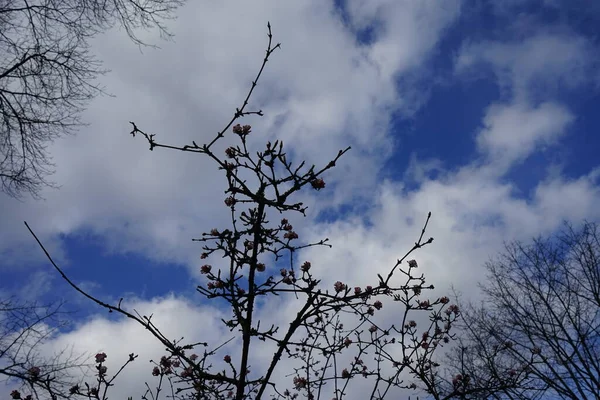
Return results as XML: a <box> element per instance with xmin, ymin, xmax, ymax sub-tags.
<box><xmin>0</xmin><ymin>0</ymin><xmax>184</xmax><ymax>199</ymax></box>
<box><xmin>440</xmin><ymin>221</ymin><xmax>600</xmax><ymax>399</ymax></box>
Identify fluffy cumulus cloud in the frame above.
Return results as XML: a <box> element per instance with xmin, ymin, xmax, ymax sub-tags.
<box><xmin>455</xmin><ymin>32</ymin><xmax>597</xmax><ymax>100</ymax></box>
<box><xmin>0</xmin><ymin>0</ymin><xmax>460</xmax><ymax>269</ymax></box>
<box><xmin>476</xmin><ymin>101</ymin><xmax>574</xmax><ymax>170</ymax></box>
<box><xmin>1</xmin><ymin>1</ymin><xmax>600</xmax><ymax>399</ymax></box>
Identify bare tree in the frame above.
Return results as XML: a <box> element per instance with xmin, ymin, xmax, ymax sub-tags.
<box><xmin>1</xmin><ymin>296</ymin><xmax>89</xmax><ymax>399</ymax></box>
<box><xmin>0</xmin><ymin>0</ymin><xmax>184</xmax><ymax>199</ymax></box>
<box><xmin>437</xmin><ymin>221</ymin><xmax>600</xmax><ymax>399</ymax></box>
<box><xmin>22</xmin><ymin>24</ymin><xmax>465</xmax><ymax>400</ymax></box>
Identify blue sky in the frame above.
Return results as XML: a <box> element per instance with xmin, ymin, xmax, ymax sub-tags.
<box><xmin>1</xmin><ymin>0</ymin><xmax>600</xmax><ymax>398</ymax></box>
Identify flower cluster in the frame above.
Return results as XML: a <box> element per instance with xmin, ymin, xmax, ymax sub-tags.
<box><xmin>310</xmin><ymin>178</ymin><xmax>326</xmax><ymax>190</ymax></box>
<box><xmin>224</xmin><ymin>196</ymin><xmax>236</xmax><ymax>207</ymax></box>
<box><xmin>232</xmin><ymin>124</ymin><xmax>251</xmax><ymax>136</ymax></box>
<box><xmin>10</xmin><ymin>390</ymin><xmax>32</xmax><ymax>400</ymax></box>
<box><xmin>200</xmin><ymin>264</ymin><xmax>212</xmax><ymax>274</ymax></box>
<box><xmin>27</xmin><ymin>366</ymin><xmax>40</xmax><ymax>379</ymax></box>
<box><xmin>293</xmin><ymin>376</ymin><xmax>307</xmax><ymax>389</ymax></box>
<box><xmin>445</xmin><ymin>304</ymin><xmax>459</xmax><ymax>316</ymax></box>
<box><xmin>95</xmin><ymin>352</ymin><xmax>107</xmax><ymax>363</ymax></box>
<box><xmin>452</xmin><ymin>373</ymin><xmax>470</xmax><ymax>391</ymax></box>
<box><xmin>334</xmin><ymin>281</ymin><xmax>347</xmax><ymax>293</ymax></box>
<box><xmin>225</xmin><ymin>147</ymin><xmax>237</xmax><ymax>158</ymax></box>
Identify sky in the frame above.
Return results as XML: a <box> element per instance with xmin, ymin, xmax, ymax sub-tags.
<box><xmin>1</xmin><ymin>0</ymin><xmax>600</xmax><ymax>398</ymax></box>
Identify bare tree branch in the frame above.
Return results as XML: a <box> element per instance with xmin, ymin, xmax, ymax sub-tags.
<box><xmin>439</xmin><ymin>221</ymin><xmax>600</xmax><ymax>399</ymax></box>
<box><xmin>0</xmin><ymin>0</ymin><xmax>185</xmax><ymax>199</ymax></box>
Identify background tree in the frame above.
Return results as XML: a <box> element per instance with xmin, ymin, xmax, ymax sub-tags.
<box><xmin>22</xmin><ymin>24</ymin><xmax>464</xmax><ymax>400</ymax></box>
<box><xmin>0</xmin><ymin>0</ymin><xmax>184</xmax><ymax>199</ymax></box>
<box><xmin>1</xmin><ymin>296</ymin><xmax>88</xmax><ymax>399</ymax></box>
<box><xmin>437</xmin><ymin>221</ymin><xmax>600</xmax><ymax>399</ymax></box>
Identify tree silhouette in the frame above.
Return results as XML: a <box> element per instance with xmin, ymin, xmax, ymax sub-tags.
<box><xmin>23</xmin><ymin>24</ymin><xmax>464</xmax><ymax>400</ymax></box>
<box><xmin>438</xmin><ymin>221</ymin><xmax>600</xmax><ymax>399</ymax></box>
<box><xmin>1</xmin><ymin>297</ymin><xmax>89</xmax><ymax>399</ymax></box>
<box><xmin>0</xmin><ymin>0</ymin><xmax>184</xmax><ymax>199</ymax></box>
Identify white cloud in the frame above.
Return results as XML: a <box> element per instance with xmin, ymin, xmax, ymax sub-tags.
<box><xmin>476</xmin><ymin>101</ymin><xmax>574</xmax><ymax>170</ymax></box>
<box><xmin>0</xmin><ymin>0</ymin><xmax>462</xmax><ymax>272</ymax></box>
<box><xmin>455</xmin><ymin>32</ymin><xmax>596</xmax><ymax>100</ymax></box>
<box><xmin>38</xmin><ymin>295</ymin><xmax>227</xmax><ymax>399</ymax></box>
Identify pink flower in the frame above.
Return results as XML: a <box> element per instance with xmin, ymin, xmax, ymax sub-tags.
<box><xmin>190</xmin><ymin>354</ymin><xmax>198</xmax><ymax>361</ymax></box>
<box><xmin>373</xmin><ymin>301</ymin><xmax>383</xmax><ymax>310</ymax></box>
<box><xmin>224</xmin><ymin>355</ymin><xmax>231</xmax><ymax>363</ymax></box>
<box><xmin>369</xmin><ymin>325</ymin><xmax>377</xmax><ymax>333</ymax></box>
<box><xmin>224</xmin><ymin>196</ymin><xmax>236</xmax><ymax>207</ymax></box>
<box><xmin>452</xmin><ymin>374</ymin><xmax>463</xmax><ymax>386</ymax></box>
<box><xmin>293</xmin><ymin>376</ymin><xmax>307</xmax><ymax>389</ymax></box>
<box><xmin>200</xmin><ymin>265</ymin><xmax>212</xmax><ymax>274</ymax></box>
<box><xmin>283</xmin><ymin>231</ymin><xmax>298</xmax><ymax>240</ymax></box>
<box><xmin>445</xmin><ymin>304</ymin><xmax>459</xmax><ymax>315</ymax></box>
<box><xmin>256</xmin><ymin>263</ymin><xmax>266</xmax><ymax>272</ymax></box>
<box><xmin>301</xmin><ymin>261</ymin><xmax>311</xmax><ymax>272</ymax></box>
<box><xmin>152</xmin><ymin>366</ymin><xmax>160</xmax><ymax>376</ymax></box>
<box><xmin>334</xmin><ymin>281</ymin><xmax>346</xmax><ymax>293</ymax></box>
<box><xmin>354</xmin><ymin>287</ymin><xmax>362</xmax><ymax>295</ymax></box>
<box><xmin>232</xmin><ymin>124</ymin><xmax>251</xmax><ymax>135</ymax></box>
<box><xmin>407</xmin><ymin>259</ymin><xmax>418</xmax><ymax>269</ymax></box>
<box><xmin>210</xmin><ymin>229</ymin><xmax>219</xmax><ymax>236</ymax></box>
<box><xmin>344</xmin><ymin>337</ymin><xmax>352</xmax><ymax>347</ymax></box>
<box><xmin>95</xmin><ymin>352</ymin><xmax>107</xmax><ymax>363</ymax></box>
<box><xmin>160</xmin><ymin>356</ymin><xmax>171</xmax><ymax>368</ymax></box>
<box><xmin>28</xmin><ymin>366</ymin><xmax>40</xmax><ymax>377</ymax></box>
<box><xmin>311</xmin><ymin>178</ymin><xmax>326</xmax><ymax>190</ymax></box>
<box><xmin>225</xmin><ymin>147</ymin><xmax>236</xmax><ymax>158</ymax></box>
<box><xmin>341</xmin><ymin>368</ymin><xmax>350</xmax><ymax>379</ymax></box>
<box><xmin>439</xmin><ymin>296</ymin><xmax>449</xmax><ymax>304</ymax></box>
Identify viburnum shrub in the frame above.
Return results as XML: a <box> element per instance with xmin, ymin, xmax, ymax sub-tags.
<box><xmin>24</xmin><ymin>23</ymin><xmax>461</xmax><ymax>400</ymax></box>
